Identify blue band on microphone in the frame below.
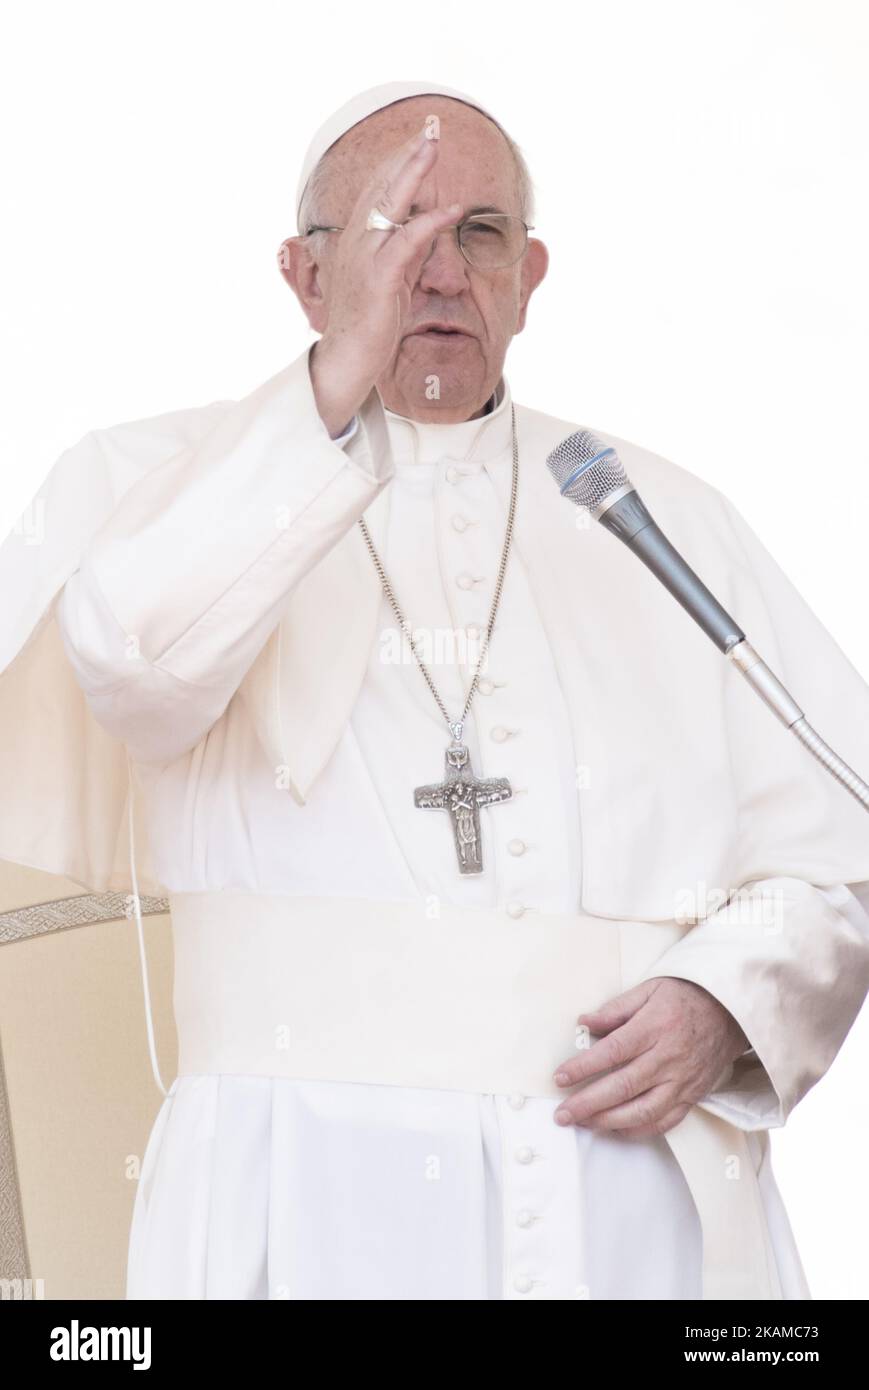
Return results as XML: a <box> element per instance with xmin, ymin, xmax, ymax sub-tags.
<box><xmin>558</xmin><ymin>447</ymin><xmax>616</xmax><ymax>497</ymax></box>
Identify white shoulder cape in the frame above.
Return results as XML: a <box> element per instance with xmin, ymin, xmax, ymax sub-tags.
<box><xmin>2</xmin><ymin>364</ymin><xmax>869</xmax><ymax>916</ymax></box>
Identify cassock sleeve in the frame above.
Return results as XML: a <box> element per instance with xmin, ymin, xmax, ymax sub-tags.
<box><xmin>636</xmin><ymin>877</ymin><xmax>869</xmax><ymax>1130</ymax></box>
<box><xmin>628</xmin><ymin>481</ymin><xmax>869</xmax><ymax>1131</ymax></box>
<box><xmin>54</xmin><ymin>349</ymin><xmax>389</xmax><ymax>767</ymax></box>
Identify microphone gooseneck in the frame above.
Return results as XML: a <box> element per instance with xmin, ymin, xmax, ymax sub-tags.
<box><xmin>546</xmin><ymin>429</ymin><xmax>869</xmax><ymax>814</ymax></box>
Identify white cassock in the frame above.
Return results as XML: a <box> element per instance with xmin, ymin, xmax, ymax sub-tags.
<box><xmin>30</xmin><ymin>346</ymin><xmax>869</xmax><ymax>1301</ymax></box>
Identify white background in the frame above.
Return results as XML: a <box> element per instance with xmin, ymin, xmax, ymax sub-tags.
<box><xmin>2</xmin><ymin>0</ymin><xmax>868</xmax><ymax>1298</ymax></box>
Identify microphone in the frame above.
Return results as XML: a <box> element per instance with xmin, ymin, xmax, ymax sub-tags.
<box><xmin>546</xmin><ymin>429</ymin><xmax>869</xmax><ymax>814</ymax></box>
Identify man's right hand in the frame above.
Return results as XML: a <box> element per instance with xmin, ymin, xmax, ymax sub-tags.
<box><xmin>309</xmin><ymin>120</ymin><xmax>463</xmax><ymax>438</ymax></box>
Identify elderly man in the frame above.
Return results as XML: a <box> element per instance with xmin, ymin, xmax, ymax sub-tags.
<box><xmin>4</xmin><ymin>80</ymin><xmax>869</xmax><ymax>1302</ymax></box>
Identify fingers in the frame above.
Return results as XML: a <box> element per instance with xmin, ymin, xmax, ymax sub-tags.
<box><xmin>555</xmin><ymin>1079</ymin><xmax>685</xmax><ymax>1135</ymax></box>
<box><xmin>339</xmin><ymin>120</ymin><xmax>464</xmax><ymax>285</ymax></box>
<box><xmin>575</xmin><ymin>980</ymin><xmax>658</xmax><ymax>1038</ymax></box>
<box><xmin>311</xmin><ymin>117</ymin><xmax>463</xmax><ymax>395</ymax></box>
<box><xmin>378</xmin><ymin>201</ymin><xmax>464</xmax><ymax>277</ymax></box>
<box><xmin>348</xmin><ymin>122</ymin><xmax>440</xmax><ymax>236</ymax></box>
<box><xmin>567</xmin><ymin>1097</ymin><xmax>691</xmax><ymax>1141</ymax></box>
<box><xmin>553</xmin><ymin>1015</ymin><xmax>651</xmax><ymax>1090</ymax></box>
<box><xmin>554</xmin><ymin>1044</ymin><xmax>663</xmax><ymax>1126</ymax></box>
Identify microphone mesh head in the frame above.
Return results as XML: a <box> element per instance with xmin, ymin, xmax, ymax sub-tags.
<box><xmin>546</xmin><ymin>430</ymin><xmax>630</xmax><ymax>511</ymax></box>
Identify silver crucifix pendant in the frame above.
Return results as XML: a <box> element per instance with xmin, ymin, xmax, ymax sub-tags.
<box><xmin>414</xmin><ymin>723</ymin><xmax>512</xmax><ymax>874</ymax></box>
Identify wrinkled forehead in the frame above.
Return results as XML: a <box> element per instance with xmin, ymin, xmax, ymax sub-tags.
<box><xmin>315</xmin><ymin>96</ymin><xmax>521</xmax><ymax>221</ymax></box>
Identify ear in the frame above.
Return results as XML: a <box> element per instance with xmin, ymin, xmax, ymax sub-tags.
<box><xmin>277</xmin><ymin>235</ymin><xmax>330</xmax><ymax>334</ymax></box>
<box><xmin>515</xmin><ymin>238</ymin><xmax>549</xmax><ymax>334</ymax></box>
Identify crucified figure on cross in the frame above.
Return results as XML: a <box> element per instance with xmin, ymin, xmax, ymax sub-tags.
<box><xmin>414</xmin><ymin>739</ymin><xmax>512</xmax><ymax>874</ymax></box>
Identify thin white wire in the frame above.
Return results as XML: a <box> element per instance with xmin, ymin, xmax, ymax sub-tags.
<box><xmin>126</xmin><ymin>751</ymin><xmax>169</xmax><ymax>1098</ymax></box>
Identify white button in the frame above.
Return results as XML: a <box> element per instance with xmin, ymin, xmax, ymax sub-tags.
<box><xmin>451</xmin><ymin>514</ymin><xmax>469</xmax><ymax>533</ymax></box>
<box><xmin>477</xmin><ymin>678</ymin><xmax>495</xmax><ymax>695</ymax></box>
<box><xmin>513</xmin><ymin>1273</ymin><xmax>533</xmax><ymax>1294</ymax></box>
<box><xmin>456</xmin><ymin>573</ymin><xmax>477</xmax><ymax>591</ymax></box>
<box><xmin>506</xmin><ymin>902</ymin><xmax>527</xmax><ymax>920</ymax></box>
<box><xmin>446</xmin><ymin>465</ymin><xmax>461</xmax><ymax>484</ymax></box>
<box><xmin>490</xmin><ymin>726</ymin><xmax>512</xmax><ymax>743</ymax></box>
<box><xmin>515</xmin><ymin>1145</ymin><xmax>534</xmax><ymax>1165</ymax></box>
<box><xmin>507</xmin><ymin>1092</ymin><xmax>525</xmax><ymax>1109</ymax></box>
<box><xmin>516</xmin><ymin>1210</ymin><xmax>535</xmax><ymax>1229</ymax></box>
<box><xmin>508</xmin><ymin>839</ymin><xmax>527</xmax><ymax>857</ymax></box>
<box><xmin>466</xmin><ymin>624</ymin><xmax>482</xmax><ymax>640</ymax></box>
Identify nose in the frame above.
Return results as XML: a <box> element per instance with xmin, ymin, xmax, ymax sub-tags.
<box><xmin>418</xmin><ymin>226</ymin><xmax>470</xmax><ymax>294</ymax></box>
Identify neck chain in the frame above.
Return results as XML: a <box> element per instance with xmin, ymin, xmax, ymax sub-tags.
<box><xmin>357</xmin><ymin>402</ymin><xmax>519</xmax><ymax>875</ymax></box>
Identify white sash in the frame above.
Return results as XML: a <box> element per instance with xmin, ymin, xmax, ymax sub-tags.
<box><xmin>168</xmin><ymin>889</ymin><xmax>782</xmax><ymax>1300</ymax></box>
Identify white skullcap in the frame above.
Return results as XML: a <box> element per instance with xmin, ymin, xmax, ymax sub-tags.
<box><xmin>295</xmin><ymin>80</ymin><xmax>501</xmax><ymax>230</ymax></box>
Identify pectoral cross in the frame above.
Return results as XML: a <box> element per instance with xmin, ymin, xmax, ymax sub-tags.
<box><xmin>414</xmin><ymin>733</ymin><xmax>512</xmax><ymax>875</ymax></box>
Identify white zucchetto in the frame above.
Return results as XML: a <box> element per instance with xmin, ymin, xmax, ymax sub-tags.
<box><xmin>295</xmin><ymin>79</ymin><xmax>502</xmax><ymax>229</ymax></box>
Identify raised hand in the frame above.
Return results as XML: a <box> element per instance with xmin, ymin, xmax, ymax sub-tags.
<box><xmin>308</xmin><ymin>121</ymin><xmax>463</xmax><ymax>437</ymax></box>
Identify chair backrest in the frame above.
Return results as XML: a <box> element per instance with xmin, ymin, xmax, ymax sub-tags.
<box><xmin>0</xmin><ymin>860</ymin><xmax>176</xmax><ymax>1300</ymax></box>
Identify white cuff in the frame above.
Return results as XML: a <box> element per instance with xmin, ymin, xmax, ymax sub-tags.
<box><xmin>331</xmin><ymin>415</ymin><xmax>360</xmax><ymax>445</ymax></box>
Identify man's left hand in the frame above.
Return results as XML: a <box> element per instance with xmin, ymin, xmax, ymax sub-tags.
<box><xmin>551</xmin><ymin>977</ymin><xmax>750</xmax><ymax>1140</ymax></box>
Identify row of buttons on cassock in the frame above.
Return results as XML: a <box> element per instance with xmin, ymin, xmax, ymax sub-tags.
<box><xmin>444</xmin><ymin>463</ymin><xmax>530</xmax><ymax>923</ymax></box>
<box><xmin>447</xmin><ymin>464</ymin><xmax>552</xmax><ymax>1292</ymax></box>
<box><xmin>445</xmin><ymin>460</ymin><xmax>556</xmax><ymax>1295</ymax></box>
<box><xmin>507</xmin><ymin>1093</ymin><xmax>546</xmax><ymax>1295</ymax></box>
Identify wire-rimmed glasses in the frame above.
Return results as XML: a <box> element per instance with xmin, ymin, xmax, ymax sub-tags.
<box><xmin>304</xmin><ymin>213</ymin><xmax>533</xmax><ymax>271</ymax></box>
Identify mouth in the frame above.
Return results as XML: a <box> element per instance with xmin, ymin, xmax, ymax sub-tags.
<box><xmin>409</xmin><ymin>323</ymin><xmax>472</xmax><ymax>340</ymax></box>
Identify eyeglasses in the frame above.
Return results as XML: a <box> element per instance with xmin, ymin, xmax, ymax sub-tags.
<box><xmin>304</xmin><ymin>213</ymin><xmax>533</xmax><ymax>271</ymax></box>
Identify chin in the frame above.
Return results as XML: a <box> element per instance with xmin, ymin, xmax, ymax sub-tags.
<box><xmin>390</xmin><ymin>359</ymin><xmax>487</xmax><ymax>414</ymax></box>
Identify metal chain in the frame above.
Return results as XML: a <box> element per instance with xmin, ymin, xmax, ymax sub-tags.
<box><xmin>358</xmin><ymin>402</ymin><xmax>519</xmax><ymax>741</ymax></box>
